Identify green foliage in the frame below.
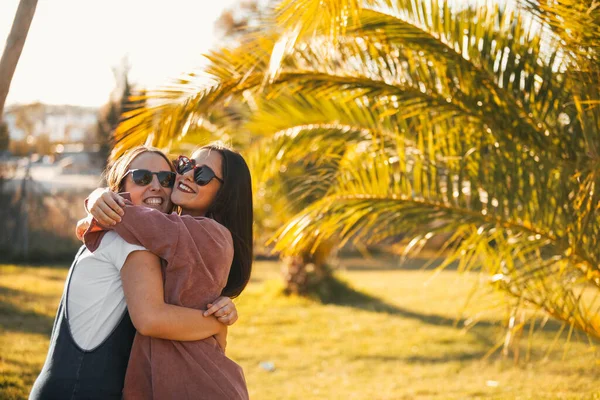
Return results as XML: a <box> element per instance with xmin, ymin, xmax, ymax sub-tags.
<box><xmin>96</xmin><ymin>71</ymin><xmax>143</xmax><ymax>169</ymax></box>
<box><xmin>111</xmin><ymin>0</ymin><xmax>600</xmax><ymax>338</ymax></box>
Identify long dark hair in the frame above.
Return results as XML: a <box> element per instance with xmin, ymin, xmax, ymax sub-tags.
<box><xmin>199</xmin><ymin>143</ymin><xmax>253</xmax><ymax>298</ymax></box>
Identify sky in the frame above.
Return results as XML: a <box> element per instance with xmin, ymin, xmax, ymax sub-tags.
<box><xmin>1</xmin><ymin>0</ymin><xmax>238</xmax><ymax>107</ymax></box>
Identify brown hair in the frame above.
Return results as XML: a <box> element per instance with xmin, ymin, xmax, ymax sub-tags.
<box><xmin>104</xmin><ymin>145</ymin><xmax>174</xmax><ymax>192</ymax></box>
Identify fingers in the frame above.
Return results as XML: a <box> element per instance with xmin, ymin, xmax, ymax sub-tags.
<box><xmin>214</xmin><ymin>305</ymin><xmax>237</xmax><ymax>323</ymax></box>
<box><xmin>204</xmin><ymin>303</ymin><xmax>230</xmax><ymax>317</ymax></box>
<box><xmin>92</xmin><ymin>197</ymin><xmax>123</xmax><ymax>225</ymax></box>
<box><xmin>219</xmin><ymin>309</ymin><xmax>238</xmax><ymax>326</ymax></box>
<box><xmin>105</xmin><ymin>192</ymin><xmax>126</xmax><ymax>216</ymax></box>
<box><xmin>203</xmin><ymin>303</ymin><xmax>214</xmax><ymax>317</ymax></box>
<box><xmin>88</xmin><ymin>190</ymin><xmax>125</xmax><ymax>226</ymax></box>
<box><xmin>203</xmin><ymin>296</ymin><xmax>228</xmax><ymax>316</ymax></box>
<box><xmin>100</xmin><ymin>202</ymin><xmax>122</xmax><ymax>223</ymax></box>
<box><xmin>203</xmin><ymin>298</ymin><xmax>239</xmax><ymax>325</ymax></box>
<box><xmin>91</xmin><ymin>202</ymin><xmax>118</xmax><ymax>226</ymax></box>
<box><xmin>115</xmin><ymin>192</ymin><xmax>126</xmax><ymax>207</ymax></box>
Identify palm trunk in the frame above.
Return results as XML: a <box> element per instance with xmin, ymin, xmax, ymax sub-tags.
<box><xmin>281</xmin><ymin>241</ymin><xmax>335</xmax><ymax>295</ymax></box>
<box><xmin>0</xmin><ymin>0</ymin><xmax>38</xmax><ymax>119</ymax></box>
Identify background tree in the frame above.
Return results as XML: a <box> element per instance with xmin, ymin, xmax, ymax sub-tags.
<box><xmin>13</xmin><ymin>102</ymin><xmax>43</xmax><ymax>139</ymax></box>
<box><xmin>0</xmin><ymin>0</ymin><xmax>38</xmax><ymax>121</ymax></box>
<box><xmin>95</xmin><ymin>62</ymin><xmax>141</xmax><ymax>169</ymax></box>
<box><xmin>34</xmin><ymin>133</ymin><xmax>50</xmax><ymax>155</ymax></box>
<box><xmin>111</xmin><ymin>0</ymin><xmax>600</xmax><ymax>342</ymax></box>
<box><xmin>215</xmin><ymin>0</ymin><xmax>267</xmax><ymax>40</ymax></box>
<box><xmin>0</xmin><ymin>121</ymin><xmax>9</xmax><ymax>152</ymax></box>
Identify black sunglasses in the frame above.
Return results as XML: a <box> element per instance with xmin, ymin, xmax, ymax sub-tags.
<box><xmin>124</xmin><ymin>169</ymin><xmax>176</xmax><ymax>188</ymax></box>
<box><xmin>174</xmin><ymin>155</ymin><xmax>224</xmax><ymax>186</ymax></box>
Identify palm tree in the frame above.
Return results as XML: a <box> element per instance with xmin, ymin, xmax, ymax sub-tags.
<box><xmin>113</xmin><ymin>0</ymin><xmax>600</xmax><ymax>339</ymax></box>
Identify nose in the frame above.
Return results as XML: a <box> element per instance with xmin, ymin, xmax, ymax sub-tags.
<box><xmin>182</xmin><ymin>168</ymin><xmax>195</xmax><ymax>181</ymax></box>
<box><xmin>148</xmin><ymin>175</ymin><xmax>162</xmax><ymax>190</ymax></box>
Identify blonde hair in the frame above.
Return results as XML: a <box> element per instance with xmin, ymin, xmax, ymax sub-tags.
<box><xmin>104</xmin><ymin>146</ymin><xmax>174</xmax><ymax>192</ymax></box>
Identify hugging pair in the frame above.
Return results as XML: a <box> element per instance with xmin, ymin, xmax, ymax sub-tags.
<box><xmin>30</xmin><ymin>143</ymin><xmax>252</xmax><ymax>399</ymax></box>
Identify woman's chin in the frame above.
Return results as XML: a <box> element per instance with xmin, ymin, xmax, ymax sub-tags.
<box><xmin>160</xmin><ymin>202</ymin><xmax>174</xmax><ymax>213</ymax></box>
<box><xmin>171</xmin><ymin>190</ymin><xmax>185</xmax><ymax>206</ymax></box>
<box><xmin>171</xmin><ymin>192</ymin><xmax>189</xmax><ymax>208</ymax></box>
<box><xmin>171</xmin><ymin>191</ymin><xmax>209</xmax><ymax>215</ymax></box>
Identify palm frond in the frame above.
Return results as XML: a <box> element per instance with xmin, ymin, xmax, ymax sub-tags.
<box><xmin>521</xmin><ymin>0</ymin><xmax>600</xmax><ymax>65</ymax></box>
<box><xmin>352</xmin><ymin>5</ymin><xmax>573</xmax><ymax>148</ymax></box>
<box><xmin>107</xmin><ymin>0</ymin><xmax>600</xmax><ymax>340</ymax></box>
<box><xmin>111</xmin><ymin>33</ymin><xmax>278</xmax><ymax>159</ymax></box>
<box><xmin>115</xmin><ymin>1</ymin><xmax>581</xmax><ymax>163</ymax></box>
<box><xmin>270</xmin><ymin>142</ymin><xmax>599</xmax><ymax>336</ymax></box>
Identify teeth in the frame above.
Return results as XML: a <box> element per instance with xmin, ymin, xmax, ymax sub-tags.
<box><xmin>145</xmin><ymin>197</ymin><xmax>163</xmax><ymax>205</ymax></box>
<box><xmin>178</xmin><ymin>182</ymin><xmax>195</xmax><ymax>193</ymax></box>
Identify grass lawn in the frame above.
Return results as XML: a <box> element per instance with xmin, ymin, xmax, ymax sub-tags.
<box><xmin>1</xmin><ymin>258</ymin><xmax>599</xmax><ymax>399</ymax></box>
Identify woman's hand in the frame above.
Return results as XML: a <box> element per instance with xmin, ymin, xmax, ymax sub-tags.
<box><xmin>75</xmin><ymin>216</ymin><xmax>92</xmax><ymax>241</ymax></box>
<box><xmin>204</xmin><ymin>296</ymin><xmax>238</xmax><ymax>325</ymax></box>
<box><xmin>88</xmin><ymin>188</ymin><xmax>126</xmax><ymax>226</ymax></box>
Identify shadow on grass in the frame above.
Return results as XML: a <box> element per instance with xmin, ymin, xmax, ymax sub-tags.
<box><xmin>339</xmin><ymin>255</ymin><xmax>460</xmax><ymax>271</ymax></box>
<box><xmin>309</xmin><ymin>275</ymin><xmax>490</xmax><ymax>327</ymax></box>
<box><xmin>354</xmin><ymin>352</ymin><xmax>487</xmax><ymax>364</ymax></box>
<box><xmin>0</xmin><ymin>286</ymin><xmax>56</xmax><ymax>337</ymax></box>
<box><xmin>309</xmin><ymin>275</ymin><xmax>566</xmax><ymax>336</ymax></box>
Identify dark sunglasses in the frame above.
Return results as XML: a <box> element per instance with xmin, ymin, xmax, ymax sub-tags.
<box><xmin>124</xmin><ymin>169</ymin><xmax>176</xmax><ymax>188</ymax></box>
<box><xmin>173</xmin><ymin>155</ymin><xmax>224</xmax><ymax>186</ymax></box>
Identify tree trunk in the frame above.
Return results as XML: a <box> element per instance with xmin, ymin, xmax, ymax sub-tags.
<box><xmin>0</xmin><ymin>0</ymin><xmax>38</xmax><ymax>120</ymax></box>
<box><xmin>281</xmin><ymin>240</ymin><xmax>336</xmax><ymax>295</ymax></box>
<box><xmin>19</xmin><ymin>157</ymin><xmax>31</xmax><ymax>258</ymax></box>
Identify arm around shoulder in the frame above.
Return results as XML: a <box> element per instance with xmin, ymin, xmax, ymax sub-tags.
<box><xmin>115</xmin><ymin>208</ymin><xmax>234</xmax><ymax>282</ymax></box>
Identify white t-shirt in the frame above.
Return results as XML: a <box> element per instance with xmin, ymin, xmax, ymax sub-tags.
<box><xmin>66</xmin><ymin>231</ymin><xmax>146</xmax><ymax>350</ymax></box>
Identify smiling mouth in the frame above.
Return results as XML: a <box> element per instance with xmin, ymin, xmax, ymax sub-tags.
<box><xmin>144</xmin><ymin>197</ymin><xmax>164</xmax><ymax>206</ymax></box>
<box><xmin>177</xmin><ymin>182</ymin><xmax>196</xmax><ymax>194</ymax></box>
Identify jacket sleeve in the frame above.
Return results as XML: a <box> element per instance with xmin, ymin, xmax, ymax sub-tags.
<box><xmin>107</xmin><ymin>203</ymin><xmax>233</xmax><ymax>285</ymax></box>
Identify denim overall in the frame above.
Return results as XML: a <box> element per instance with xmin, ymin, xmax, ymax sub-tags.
<box><xmin>29</xmin><ymin>246</ymin><xmax>136</xmax><ymax>399</ymax></box>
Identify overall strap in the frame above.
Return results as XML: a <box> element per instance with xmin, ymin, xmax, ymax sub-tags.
<box><xmin>63</xmin><ymin>245</ymin><xmax>88</xmax><ymax>321</ymax></box>
<box><xmin>73</xmin><ymin>245</ymin><xmax>87</xmax><ymax>264</ymax></box>
<box><xmin>45</xmin><ymin>245</ymin><xmax>89</xmax><ymax>360</ymax></box>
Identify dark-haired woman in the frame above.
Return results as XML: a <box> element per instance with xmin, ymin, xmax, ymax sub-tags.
<box><xmin>85</xmin><ymin>143</ymin><xmax>252</xmax><ymax>399</ymax></box>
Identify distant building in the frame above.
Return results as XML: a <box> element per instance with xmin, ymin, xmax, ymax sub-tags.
<box><xmin>4</xmin><ymin>104</ymin><xmax>98</xmax><ymax>143</ymax></box>
<box><xmin>55</xmin><ymin>143</ymin><xmax>104</xmax><ymax>174</ymax></box>
<box><xmin>4</xmin><ymin>113</ymin><xmax>26</xmax><ymax>140</ymax></box>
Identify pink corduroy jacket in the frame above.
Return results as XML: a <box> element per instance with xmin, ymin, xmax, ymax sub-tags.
<box><xmin>84</xmin><ymin>197</ymin><xmax>249</xmax><ymax>400</ymax></box>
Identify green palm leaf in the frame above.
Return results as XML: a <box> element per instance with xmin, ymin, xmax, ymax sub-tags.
<box><xmin>270</xmin><ymin>144</ymin><xmax>599</xmax><ymax>336</ymax></box>
<box><xmin>108</xmin><ymin>0</ymin><xmax>600</xmax><ymax>341</ymax></box>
